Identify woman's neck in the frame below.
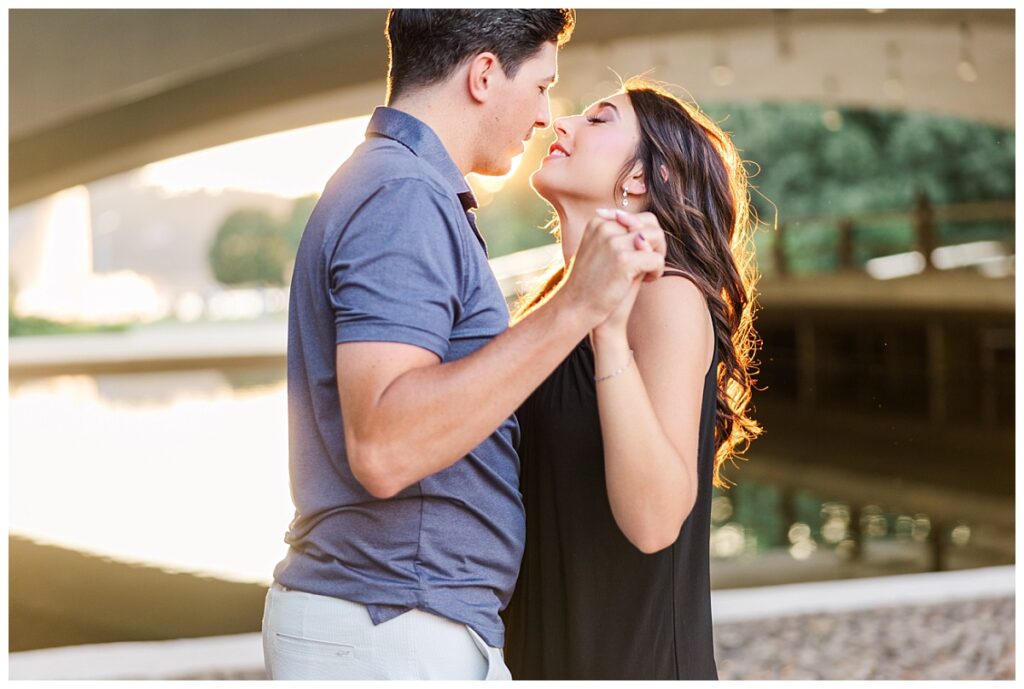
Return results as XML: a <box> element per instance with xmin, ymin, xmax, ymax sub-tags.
<box><xmin>550</xmin><ymin>197</ymin><xmax>615</xmax><ymax>265</ymax></box>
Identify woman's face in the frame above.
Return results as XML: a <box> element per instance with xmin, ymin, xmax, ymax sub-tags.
<box><xmin>530</xmin><ymin>92</ymin><xmax>643</xmax><ymax>257</ymax></box>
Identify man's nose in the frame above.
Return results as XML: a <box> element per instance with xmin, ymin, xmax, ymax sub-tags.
<box><xmin>535</xmin><ymin>97</ymin><xmax>553</xmax><ymax>129</ymax></box>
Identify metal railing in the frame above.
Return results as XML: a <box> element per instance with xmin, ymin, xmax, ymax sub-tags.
<box><xmin>771</xmin><ymin>194</ymin><xmax>1014</xmax><ymax>277</ymax></box>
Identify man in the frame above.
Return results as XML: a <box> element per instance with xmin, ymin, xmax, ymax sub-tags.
<box><xmin>262</xmin><ymin>9</ymin><xmax>665</xmax><ymax>680</ymax></box>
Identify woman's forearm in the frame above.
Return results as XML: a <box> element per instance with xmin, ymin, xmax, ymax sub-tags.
<box><xmin>592</xmin><ymin>334</ymin><xmax>699</xmax><ymax>554</ymax></box>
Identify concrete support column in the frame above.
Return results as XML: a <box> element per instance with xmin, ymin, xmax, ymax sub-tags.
<box><xmin>926</xmin><ymin>321</ymin><xmax>948</xmax><ymax>425</ymax></box>
<box><xmin>796</xmin><ymin>321</ymin><xmax>818</xmax><ymax>408</ymax></box>
<box><xmin>979</xmin><ymin>327</ymin><xmax>1012</xmax><ymax>428</ymax></box>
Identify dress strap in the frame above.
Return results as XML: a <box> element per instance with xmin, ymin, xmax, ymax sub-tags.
<box><xmin>661</xmin><ymin>268</ymin><xmax>699</xmax><ymax>284</ymax></box>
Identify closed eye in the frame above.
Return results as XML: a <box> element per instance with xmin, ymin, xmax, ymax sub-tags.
<box><xmin>586</xmin><ymin>101</ymin><xmax>619</xmax><ymax>124</ymax></box>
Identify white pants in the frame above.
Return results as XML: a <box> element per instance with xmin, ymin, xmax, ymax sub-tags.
<box><xmin>262</xmin><ymin>583</ymin><xmax>512</xmax><ymax>680</ymax></box>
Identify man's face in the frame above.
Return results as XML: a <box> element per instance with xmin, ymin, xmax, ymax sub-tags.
<box><xmin>476</xmin><ymin>41</ymin><xmax>558</xmax><ymax>176</ymax></box>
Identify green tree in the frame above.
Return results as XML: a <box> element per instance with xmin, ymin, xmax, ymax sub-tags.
<box><xmin>731</xmin><ymin>103</ymin><xmax>1010</xmax><ymax>215</ymax></box>
<box><xmin>281</xmin><ymin>196</ymin><xmax>318</xmax><ymax>280</ymax></box>
<box><xmin>701</xmin><ymin>102</ymin><xmax>1014</xmax><ymax>272</ymax></box>
<box><xmin>208</xmin><ymin>209</ymin><xmax>293</xmax><ymax>286</ymax></box>
<box><xmin>208</xmin><ymin>197</ymin><xmax>320</xmax><ymax>287</ymax></box>
<box><xmin>477</xmin><ymin>182</ymin><xmax>554</xmax><ymax>258</ymax></box>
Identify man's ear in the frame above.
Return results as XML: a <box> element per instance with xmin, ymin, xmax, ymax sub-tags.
<box><xmin>467</xmin><ymin>52</ymin><xmax>499</xmax><ymax>104</ymax></box>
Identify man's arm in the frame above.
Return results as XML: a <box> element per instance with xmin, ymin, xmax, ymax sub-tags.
<box><xmin>340</xmin><ymin>212</ymin><xmax>666</xmax><ymax>499</ymax></box>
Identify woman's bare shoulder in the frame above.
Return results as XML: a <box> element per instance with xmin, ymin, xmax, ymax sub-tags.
<box><xmin>632</xmin><ymin>272</ymin><xmax>709</xmax><ymax>327</ymax></box>
<box><xmin>628</xmin><ymin>273</ymin><xmax>714</xmax><ymax>370</ymax></box>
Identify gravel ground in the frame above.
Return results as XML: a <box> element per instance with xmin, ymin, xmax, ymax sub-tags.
<box><xmin>714</xmin><ymin>595</ymin><xmax>1015</xmax><ymax>680</ymax></box>
<box><xmin>182</xmin><ymin>596</ymin><xmax>1015</xmax><ymax>680</ymax></box>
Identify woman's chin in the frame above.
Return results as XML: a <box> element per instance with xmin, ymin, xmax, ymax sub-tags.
<box><xmin>528</xmin><ymin>169</ymin><xmax>556</xmax><ymax>203</ymax></box>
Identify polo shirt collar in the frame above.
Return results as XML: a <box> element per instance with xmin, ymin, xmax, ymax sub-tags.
<box><xmin>366</xmin><ymin>106</ymin><xmax>478</xmax><ymax>211</ymax></box>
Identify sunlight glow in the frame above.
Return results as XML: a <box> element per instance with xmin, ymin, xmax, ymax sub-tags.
<box><xmin>13</xmin><ymin>186</ymin><xmax>168</xmax><ymax>323</ymax></box>
<box><xmin>137</xmin><ymin>115</ymin><xmax>372</xmax><ymax>199</ymax></box>
<box><xmin>469</xmin><ymin>153</ymin><xmax>526</xmax><ymax>194</ymax></box>
<box><xmin>865</xmin><ymin>251</ymin><xmax>926</xmax><ymax>280</ymax></box>
<box><xmin>931</xmin><ymin>241</ymin><xmax>1007</xmax><ymax>270</ymax></box>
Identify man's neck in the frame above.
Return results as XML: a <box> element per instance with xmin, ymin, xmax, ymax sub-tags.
<box><xmin>388</xmin><ymin>95</ymin><xmax>476</xmax><ymax>176</ymax></box>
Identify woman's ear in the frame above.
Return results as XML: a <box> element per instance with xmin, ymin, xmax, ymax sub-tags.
<box><xmin>659</xmin><ymin>163</ymin><xmax>669</xmax><ymax>183</ymax></box>
<box><xmin>626</xmin><ymin>161</ymin><xmax>648</xmax><ymax>195</ymax></box>
<box><xmin>467</xmin><ymin>52</ymin><xmax>498</xmax><ymax>104</ymax></box>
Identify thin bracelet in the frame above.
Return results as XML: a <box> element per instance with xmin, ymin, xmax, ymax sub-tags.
<box><xmin>594</xmin><ymin>350</ymin><xmax>634</xmax><ymax>383</ymax></box>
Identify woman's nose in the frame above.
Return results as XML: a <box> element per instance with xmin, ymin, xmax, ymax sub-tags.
<box><xmin>553</xmin><ymin>116</ymin><xmax>572</xmax><ymax>139</ymax></box>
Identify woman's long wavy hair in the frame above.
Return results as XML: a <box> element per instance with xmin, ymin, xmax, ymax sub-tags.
<box><xmin>513</xmin><ymin>77</ymin><xmax>763</xmax><ymax>489</ymax></box>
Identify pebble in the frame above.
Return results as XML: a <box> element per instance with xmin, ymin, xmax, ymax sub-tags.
<box><xmin>179</xmin><ymin>596</ymin><xmax>1014</xmax><ymax>680</ymax></box>
<box><xmin>714</xmin><ymin>595</ymin><xmax>1014</xmax><ymax>680</ymax></box>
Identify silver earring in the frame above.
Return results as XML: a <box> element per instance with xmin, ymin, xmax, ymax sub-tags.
<box><xmin>621</xmin><ymin>187</ymin><xmax>629</xmax><ymax>208</ymax></box>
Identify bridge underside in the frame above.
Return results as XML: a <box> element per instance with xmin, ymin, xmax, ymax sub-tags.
<box><xmin>10</xmin><ymin>8</ymin><xmax>1014</xmax><ymax>207</ymax></box>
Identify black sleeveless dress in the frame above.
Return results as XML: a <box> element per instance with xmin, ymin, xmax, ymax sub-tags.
<box><xmin>503</xmin><ymin>292</ymin><xmax>719</xmax><ymax>680</ymax></box>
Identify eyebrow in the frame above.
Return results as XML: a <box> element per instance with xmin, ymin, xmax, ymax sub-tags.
<box><xmin>541</xmin><ymin>74</ymin><xmax>558</xmax><ymax>85</ymax></box>
<box><xmin>593</xmin><ymin>101</ymin><xmax>620</xmax><ymax>116</ymax></box>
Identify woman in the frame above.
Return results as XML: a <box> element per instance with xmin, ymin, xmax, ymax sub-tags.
<box><xmin>502</xmin><ymin>78</ymin><xmax>763</xmax><ymax>680</ymax></box>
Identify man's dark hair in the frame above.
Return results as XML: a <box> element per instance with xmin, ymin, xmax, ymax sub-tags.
<box><xmin>385</xmin><ymin>9</ymin><xmax>575</xmax><ymax>104</ymax></box>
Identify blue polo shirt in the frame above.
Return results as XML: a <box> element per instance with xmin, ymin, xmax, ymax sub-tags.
<box><xmin>273</xmin><ymin>106</ymin><xmax>522</xmax><ymax>648</ymax></box>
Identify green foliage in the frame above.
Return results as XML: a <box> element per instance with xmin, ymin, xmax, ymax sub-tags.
<box><xmin>704</xmin><ymin>103</ymin><xmax>1015</xmax><ymax>221</ymax></box>
<box><xmin>887</xmin><ymin>113</ymin><xmax>1015</xmax><ymax>203</ymax></box>
<box><xmin>476</xmin><ymin>181</ymin><xmax>555</xmax><ymax>258</ymax></box>
<box><xmin>284</xmin><ymin>196</ymin><xmax>319</xmax><ymax>252</ymax></box>
<box><xmin>208</xmin><ymin>209</ymin><xmax>287</xmax><ymax>286</ymax></box>
<box><xmin>8</xmin><ymin>274</ymin><xmax>128</xmax><ymax>337</ymax></box>
<box><xmin>723</xmin><ymin>480</ymin><xmax>787</xmax><ymax>550</ymax></box>
<box><xmin>701</xmin><ymin>102</ymin><xmax>1014</xmax><ymax>272</ymax></box>
<box><xmin>206</xmin><ymin>105</ymin><xmax>1013</xmax><ymax>273</ymax></box>
<box><xmin>9</xmin><ymin>276</ymin><xmax>130</xmax><ymax>337</ymax></box>
<box><xmin>9</xmin><ymin>314</ymin><xmax>130</xmax><ymax>337</ymax></box>
<box><xmin>207</xmin><ymin>196</ymin><xmax>318</xmax><ymax>286</ymax></box>
<box><xmin>475</xmin><ymin>102</ymin><xmax>1013</xmax><ymax>264</ymax></box>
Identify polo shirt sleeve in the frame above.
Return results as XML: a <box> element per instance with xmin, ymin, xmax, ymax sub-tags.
<box><xmin>327</xmin><ymin>178</ymin><xmax>466</xmax><ymax>360</ymax></box>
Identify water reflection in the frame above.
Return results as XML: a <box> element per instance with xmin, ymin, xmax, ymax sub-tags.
<box><xmin>9</xmin><ymin>366</ymin><xmax>292</xmax><ymax>584</ymax></box>
<box><xmin>951</xmin><ymin>523</ymin><xmax>972</xmax><ymax>546</ymax></box>
<box><xmin>709</xmin><ymin>481</ymin><xmax>1010</xmax><ymax>585</ymax></box>
<box><xmin>9</xmin><ymin>365</ymin><xmax>1012</xmax><ymax>588</ymax></box>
